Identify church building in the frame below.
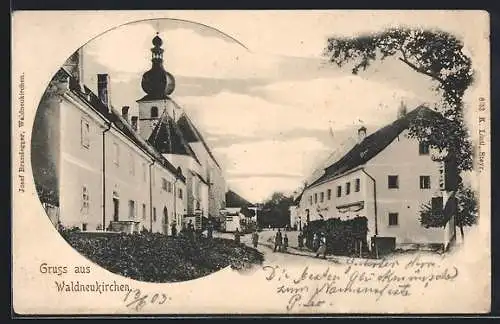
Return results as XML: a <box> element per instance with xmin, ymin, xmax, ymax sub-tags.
<box><xmin>33</xmin><ymin>33</ymin><xmax>226</xmax><ymax>234</ymax></box>
<box><xmin>132</xmin><ymin>34</ymin><xmax>226</xmax><ymax>230</ymax></box>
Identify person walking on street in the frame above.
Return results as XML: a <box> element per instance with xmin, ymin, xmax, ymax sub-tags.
<box><xmin>252</xmin><ymin>230</ymin><xmax>259</xmax><ymax>248</ymax></box>
<box><xmin>171</xmin><ymin>222</ymin><xmax>177</xmax><ymax>237</ymax></box>
<box><xmin>298</xmin><ymin>232</ymin><xmax>303</xmax><ymax>250</ymax></box>
<box><xmin>283</xmin><ymin>233</ymin><xmax>289</xmax><ymax>252</ymax></box>
<box><xmin>313</xmin><ymin>232</ymin><xmax>319</xmax><ymax>252</ymax></box>
<box><xmin>234</xmin><ymin>228</ymin><xmax>241</xmax><ymax>244</ymax></box>
<box><xmin>273</xmin><ymin>228</ymin><xmax>283</xmax><ymax>252</ymax></box>
<box><xmin>316</xmin><ymin>232</ymin><xmax>327</xmax><ymax>259</ymax></box>
<box><xmin>187</xmin><ymin>220</ymin><xmax>194</xmax><ymax>240</ymax></box>
<box><xmin>207</xmin><ymin>219</ymin><xmax>213</xmax><ymax>239</ymax></box>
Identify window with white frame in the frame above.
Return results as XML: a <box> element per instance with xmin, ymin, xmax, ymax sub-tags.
<box><xmin>327</xmin><ymin>189</ymin><xmax>332</xmax><ymax>200</ymax></box>
<box><xmin>419</xmin><ymin>142</ymin><xmax>430</xmax><ymax>155</ymax></box>
<box><xmin>320</xmin><ymin>192</ymin><xmax>324</xmax><ymax>203</ymax></box>
<box><xmin>388</xmin><ymin>212</ymin><xmax>399</xmax><ymax>226</ymax></box>
<box><xmin>355</xmin><ymin>178</ymin><xmax>360</xmax><ymax>192</ymax></box>
<box><xmin>128</xmin><ymin>200</ymin><xmax>136</xmax><ymax>219</ymax></box>
<box><xmin>81</xmin><ymin>118</ymin><xmax>90</xmax><ymax>148</ymax></box>
<box><xmin>388</xmin><ymin>175</ymin><xmax>399</xmax><ymax>189</ymax></box>
<box><xmin>420</xmin><ymin>176</ymin><xmax>431</xmax><ymax>189</ymax></box>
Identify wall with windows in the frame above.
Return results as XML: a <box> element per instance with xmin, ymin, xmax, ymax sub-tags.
<box><xmin>365</xmin><ymin>130</ymin><xmax>447</xmax><ymax>245</ymax></box>
<box><xmin>56</xmin><ymin>86</ymin><xmax>186</xmax><ymax>234</ymax></box>
<box><xmin>300</xmin><ymin>169</ymin><xmax>368</xmax><ymax>224</ymax></box>
<box><xmin>103</xmin><ymin>120</ymin><xmax>156</xmax><ymax>232</ymax></box>
<box><xmin>148</xmin><ymin>163</ymin><xmax>186</xmax><ymax>234</ymax></box>
<box><xmin>299</xmin><ymin>129</ymin><xmax>452</xmax><ymax>248</ymax></box>
<box><xmin>59</xmin><ymin>91</ymin><xmax>106</xmax><ymax>231</ymax></box>
<box><xmin>164</xmin><ymin>153</ymin><xmax>208</xmax><ymax>221</ymax></box>
<box><xmin>189</xmin><ymin>142</ymin><xmax>226</xmax><ymax>219</ymax></box>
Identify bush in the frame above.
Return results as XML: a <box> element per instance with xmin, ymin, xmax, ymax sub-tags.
<box><xmin>60</xmin><ymin>229</ymin><xmax>264</xmax><ymax>283</ymax></box>
<box><xmin>303</xmin><ymin>217</ymin><xmax>368</xmax><ymax>256</ymax></box>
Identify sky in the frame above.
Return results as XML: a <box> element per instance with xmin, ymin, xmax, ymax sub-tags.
<box><xmin>78</xmin><ymin>16</ymin><xmax>454</xmax><ymax>203</ymax></box>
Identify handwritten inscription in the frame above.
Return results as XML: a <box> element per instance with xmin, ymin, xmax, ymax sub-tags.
<box><xmin>123</xmin><ymin>289</ymin><xmax>172</xmax><ymax>312</ymax></box>
<box><xmin>263</xmin><ymin>255</ymin><xmax>459</xmax><ymax>311</ymax></box>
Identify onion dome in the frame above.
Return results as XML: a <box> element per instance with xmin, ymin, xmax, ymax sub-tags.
<box><xmin>141</xmin><ymin>33</ymin><xmax>176</xmax><ymax>98</ymax></box>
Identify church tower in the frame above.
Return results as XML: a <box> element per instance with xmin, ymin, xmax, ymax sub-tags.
<box><xmin>137</xmin><ymin>33</ymin><xmax>178</xmax><ymax>140</ymax></box>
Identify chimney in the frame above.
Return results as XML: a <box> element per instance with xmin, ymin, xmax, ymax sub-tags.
<box><xmin>357</xmin><ymin>126</ymin><xmax>367</xmax><ymax>143</ymax></box>
<box><xmin>97</xmin><ymin>74</ymin><xmax>111</xmax><ymax>110</ymax></box>
<box><xmin>122</xmin><ymin>106</ymin><xmax>130</xmax><ymax>122</ymax></box>
<box><xmin>398</xmin><ymin>100</ymin><xmax>407</xmax><ymax>118</ymax></box>
<box><xmin>131</xmin><ymin>116</ymin><xmax>138</xmax><ymax>132</ymax></box>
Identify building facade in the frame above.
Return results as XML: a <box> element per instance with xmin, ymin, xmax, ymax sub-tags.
<box><xmin>134</xmin><ymin>34</ymin><xmax>226</xmax><ymax>229</ymax></box>
<box><xmin>297</xmin><ymin>105</ymin><xmax>457</xmax><ymax>250</ymax></box>
<box><xmin>34</xmin><ymin>50</ymin><xmax>186</xmax><ymax>235</ymax></box>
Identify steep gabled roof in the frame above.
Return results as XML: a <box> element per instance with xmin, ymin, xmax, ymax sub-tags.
<box><xmin>308</xmin><ymin>106</ymin><xmax>443</xmax><ymax>188</ymax></box>
<box><xmin>293</xmin><ymin>190</ymin><xmax>304</xmax><ymax>205</ymax></box>
<box><xmin>147</xmin><ymin>111</ymin><xmax>201</xmax><ymax>165</ymax></box>
<box><xmin>69</xmin><ymin>81</ymin><xmax>185</xmax><ymax>183</ymax></box>
<box><xmin>190</xmin><ymin>170</ymin><xmax>209</xmax><ymax>185</ymax></box>
<box><xmin>226</xmin><ymin>190</ymin><xmax>253</xmax><ymax>208</ymax></box>
<box><xmin>177</xmin><ymin>111</ymin><xmax>222</xmax><ymax>169</ymax></box>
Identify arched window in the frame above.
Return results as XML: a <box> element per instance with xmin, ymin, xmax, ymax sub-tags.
<box><xmin>151</xmin><ymin>106</ymin><xmax>159</xmax><ymax>118</ymax></box>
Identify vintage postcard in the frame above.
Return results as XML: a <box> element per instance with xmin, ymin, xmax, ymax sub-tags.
<box><xmin>11</xmin><ymin>10</ymin><xmax>491</xmax><ymax>315</ymax></box>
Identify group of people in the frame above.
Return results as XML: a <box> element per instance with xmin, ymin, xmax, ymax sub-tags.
<box><xmin>273</xmin><ymin>228</ymin><xmax>289</xmax><ymax>252</ymax></box>
<box><xmin>313</xmin><ymin>232</ymin><xmax>328</xmax><ymax>259</ymax></box>
<box><xmin>297</xmin><ymin>230</ymin><xmax>328</xmax><ymax>259</ymax></box>
<box><xmin>234</xmin><ymin>228</ymin><xmax>260</xmax><ymax>249</ymax></box>
<box><xmin>232</xmin><ymin>226</ymin><xmax>328</xmax><ymax>259</ymax></box>
<box><xmin>171</xmin><ymin>220</ymin><xmax>196</xmax><ymax>239</ymax></box>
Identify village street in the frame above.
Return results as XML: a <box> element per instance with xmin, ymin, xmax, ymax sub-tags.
<box><xmin>213</xmin><ymin>229</ymin><xmax>346</xmax><ymax>265</ymax></box>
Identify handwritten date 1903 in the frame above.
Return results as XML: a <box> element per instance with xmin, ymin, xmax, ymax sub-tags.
<box><xmin>123</xmin><ymin>288</ymin><xmax>171</xmax><ymax>311</ymax></box>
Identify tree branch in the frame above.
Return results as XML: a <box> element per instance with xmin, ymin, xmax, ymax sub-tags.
<box><xmin>398</xmin><ymin>57</ymin><xmax>445</xmax><ymax>84</ymax></box>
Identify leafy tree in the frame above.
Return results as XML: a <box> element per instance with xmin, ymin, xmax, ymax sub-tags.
<box><xmin>325</xmin><ymin>28</ymin><xmax>479</xmax><ymax>238</ymax></box>
<box><xmin>419</xmin><ymin>184</ymin><xmax>478</xmax><ymax>241</ymax></box>
<box><xmin>240</xmin><ymin>206</ymin><xmax>256</xmax><ymax>218</ymax></box>
<box><xmin>259</xmin><ymin>192</ymin><xmax>294</xmax><ymax>228</ymax></box>
<box><xmin>324</xmin><ymin>28</ymin><xmax>473</xmax><ymax>172</ymax></box>
<box><xmin>455</xmin><ymin>184</ymin><xmax>478</xmax><ymax>240</ymax></box>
